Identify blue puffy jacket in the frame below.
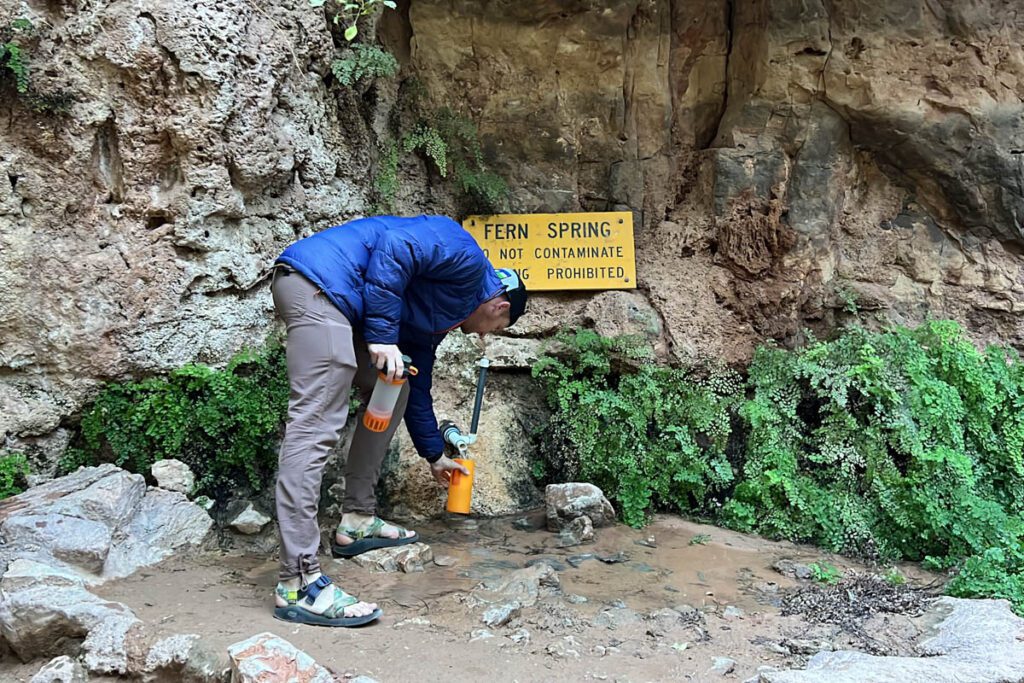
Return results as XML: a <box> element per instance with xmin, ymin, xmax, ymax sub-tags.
<box><xmin>276</xmin><ymin>215</ymin><xmax>503</xmax><ymax>461</ymax></box>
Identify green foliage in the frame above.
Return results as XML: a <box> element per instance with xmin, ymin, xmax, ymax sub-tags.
<box><xmin>883</xmin><ymin>567</ymin><xmax>906</xmax><ymax>586</ymax></box>
<box><xmin>0</xmin><ymin>453</ymin><xmax>30</xmax><ymax>499</ymax></box>
<box><xmin>946</xmin><ymin>544</ymin><xmax>1024</xmax><ymax>613</ymax></box>
<box><xmin>63</xmin><ymin>346</ymin><xmax>288</xmax><ymax>497</ymax></box>
<box><xmin>1</xmin><ymin>19</ymin><xmax>33</xmax><ymax>93</ymax></box>
<box><xmin>310</xmin><ymin>0</ymin><xmax>397</xmax><ymax>42</ymax></box>
<box><xmin>0</xmin><ymin>19</ymin><xmax>73</xmax><ymax>113</ymax></box>
<box><xmin>331</xmin><ymin>43</ymin><xmax>398</xmax><ymax>87</ymax></box>
<box><xmin>402</xmin><ymin>123</ymin><xmax>448</xmax><ymax>177</ymax></box>
<box><xmin>533</xmin><ymin>329</ymin><xmax>741</xmax><ymax>527</ymax></box>
<box><xmin>372</xmin><ymin>137</ymin><xmax>400</xmax><ymax>211</ymax></box>
<box><xmin>533</xmin><ymin>320</ymin><xmax>1024</xmax><ymax>612</ymax></box>
<box><xmin>809</xmin><ymin>561</ymin><xmax>842</xmax><ymax>584</ymax></box>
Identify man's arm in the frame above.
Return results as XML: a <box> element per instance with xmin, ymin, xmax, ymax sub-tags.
<box><xmin>403</xmin><ymin>340</ymin><xmax>445</xmax><ymax>462</ymax></box>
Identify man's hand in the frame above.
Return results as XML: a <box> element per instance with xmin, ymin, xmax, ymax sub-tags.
<box><xmin>367</xmin><ymin>343</ymin><xmax>404</xmax><ymax>381</ymax></box>
<box><xmin>429</xmin><ymin>455</ymin><xmax>470</xmax><ymax>485</ymax></box>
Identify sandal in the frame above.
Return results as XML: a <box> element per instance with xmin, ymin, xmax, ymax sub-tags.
<box><xmin>331</xmin><ymin>516</ymin><xmax>419</xmax><ymax>558</ymax></box>
<box><xmin>273</xmin><ymin>575</ymin><xmax>382</xmax><ymax>627</ymax></box>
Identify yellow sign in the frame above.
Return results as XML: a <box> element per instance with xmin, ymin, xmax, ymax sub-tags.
<box><xmin>463</xmin><ymin>212</ymin><xmax>636</xmax><ymax>291</ymax></box>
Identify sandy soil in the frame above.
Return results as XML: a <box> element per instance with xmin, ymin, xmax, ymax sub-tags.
<box><xmin>3</xmin><ymin>513</ymin><xmax>939</xmax><ymax>682</ymax></box>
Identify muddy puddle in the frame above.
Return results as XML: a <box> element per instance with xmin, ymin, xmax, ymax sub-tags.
<box><xmin>7</xmin><ymin>513</ymin><xmax>939</xmax><ymax>682</ymax></box>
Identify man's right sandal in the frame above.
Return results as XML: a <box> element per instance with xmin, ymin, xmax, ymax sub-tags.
<box><xmin>273</xmin><ymin>575</ymin><xmax>382</xmax><ymax>627</ymax></box>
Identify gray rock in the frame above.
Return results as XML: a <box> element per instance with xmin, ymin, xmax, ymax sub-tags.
<box><xmin>782</xmin><ymin>638</ymin><xmax>831</xmax><ymax>655</ymax></box>
<box><xmin>759</xmin><ymin>598</ymin><xmax>1024</xmax><ymax>683</ymax></box>
<box><xmin>30</xmin><ymin>656</ymin><xmax>87</xmax><ymax>683</ymax></box>
<box><xmin>144</xmin><ymin>633</ymin><xmax>227</xmax><ymax>682</ymax></box>
<box><xmin>0</xmin><ymin>567</ymin><xmax>146</xmax><ymax>675</ymax></box>
<box><xmin>773</xmin><ymin>559</ymin><xmax>813</xmax><ymax>580</ymax></box>
<box><xmin>471</xmin><ymin>562</ymin><xmax>561</xmax><ymax>608</ymax></box>
<box><xmin>566</xmin><ymin>594</ymin><xmax>588</xmax><ymax>604</ymax></box>
<box><xmin>469</xmin><ymin>629</ymin><xmax>495</xmax><ymax>642</ymax></box>
<box><xmin>227</xmin><ymin>632</ymin><xmax>333</xmax><ymax>683</ymax></box>
<box><xmin>509</xmin><ymin>628</ymin><xmax>531</xmax><ymax>645</ymax></box>
<box><xmin>545</xmin><ymin>636</ymin><xmax>582</xmax><ymax>659</ymax></box>
<box><xmin>150</xmin><ymin>459</ymin><xmax>195</xmax><ymax>495</ymax></box>
<box><xmin>545</xmin><ymin>483</ymin><xmax>616</xmax><ymax>531</ymax></box>
<box><xmin>227</xmin><ymin>503</ymin><xmax>270</xmax><ymax>535</ymax></box>
<box><xmin>593</xmin><ymin>607</ymin><xmax>641</xmax><ymax>629</ymax></box>
<box><xmin>557</xmin><ymin>514</ymin><xmax>594</xmax><ymax>547</ymax></box>
<box><xmin>482</xmin><ymin>601</ymin><xmax>522</xmax><ymax>628</ymax></box>
<box><xmin>723</xmin><ymin>605</ymin><xmax>745</xmax><ymax>620</ymax></box>
<box><xmin>350</xmin><ymin>543</ymin><xmax>433</xmax><ymax>573</ymax></box>
<box><xmin>710</xmin><ymin>657</ymin><xmax>737</xmax><ymax>675</ymax></box>
<box><xmin>0</xmin><ymin>465</ymin><xmax>211</xmax><ymax>583</ymax></box>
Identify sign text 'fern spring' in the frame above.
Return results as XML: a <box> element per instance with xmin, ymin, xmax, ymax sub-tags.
<box><xmin>463</xmin><ymin>212</ymin><xmax>637</xmax><ymax>291</ymax></box>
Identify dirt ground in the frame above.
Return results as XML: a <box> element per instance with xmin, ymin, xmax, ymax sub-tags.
<box><xmin>4</xmin><ymin>514</ymin><xmax>941</xmax><ymax>682</ymax></box>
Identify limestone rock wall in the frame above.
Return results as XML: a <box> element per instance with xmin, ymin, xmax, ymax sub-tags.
<box><xmin>2</xmin><ymin>0</ymin><xmax>1023</xmax><ymax>516</ymax></box>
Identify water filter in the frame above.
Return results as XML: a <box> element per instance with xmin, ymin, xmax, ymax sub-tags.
<box><xmin>362</xmin><ymin>355</ymin><xmax>417</xmax><ymax>433</ymax></box>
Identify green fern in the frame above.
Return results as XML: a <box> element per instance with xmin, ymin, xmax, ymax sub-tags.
<box><xmin>331</xmin><ymin>43</ymin><xmax>398</xmax><ymax>87</ymax></box>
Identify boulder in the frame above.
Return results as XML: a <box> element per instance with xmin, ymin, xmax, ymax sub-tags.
<box><xmin>227</xmin><ymin>632</ymin><xmax>334</xmax><ymax>683</ymax></box>
<box><xmin>144</xmin><ymin>633</ymin><xmax>228</xmax><ymax>682</ymax></box>
<box><xmin>29</xmin><ymin>656</ymin><xmax>87</xmax><ymax>683</ymax></box>
<box><xmin>0</xmin><ymin>465</ymin><xmax>212</xmax><ymax>583</ymax></box>
<box><xmin>150</xmin><ymin>459</ymin><xmax>195</xmax><ymax>496</ymax></box>
<box><xmin>545</xmin><ymin>483</ymin><xmax>616</xmax><ymax>531</ymax></box>
<box><xmin>228</xmin><ymin>503</ymin><xmax>271</xmax><ymax>535</ymax></box>
<box><xmin>758</xmin><ymin>598</ymin><xmax>1024</xmax><ymax>683</ymax></box>
<box><xmin>0</xmin><ymin>566</ymin><xmax>147</xmax><ymax>675</ymax></box>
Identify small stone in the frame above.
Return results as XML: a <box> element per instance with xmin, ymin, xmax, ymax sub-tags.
<box><xmin>671</xmin><ymin>642</ymin><xmax>690</xmax><ymax>653</ymax></box>
<box><xmin>634</xmin><ymin>535</ymin><xmax>657</xmax><ymax>548</ymax></box>
<box><xmin>482</xmin><ymin>601</ymin><xmax>521</xmax><ymax>628</ymax></box>
<box><xmin>394</xmin><ymin>617</ymin><xmax>431</xmax><ymax>627</ymax></box>
<box><xmin>596</xmin><ymin>552</ymin><xmax>629</xmax><ymax>564</ymax></box>
<box><xmin>593</xmin><ymin>645</ymin><xmax>607</xmax><ymax>656</ymax></box>
<box><xmin>723</xmin><ymin>605</ymin><xmax>744</xmax><ymax>620</ymax></box>
<box><xmin>567</xmin><ymin>553</ymin><xmax>596</xmax><ymax>568</ymax></box>
<box><xmin>509</xmin><ymin>628</ymin><xmax>530</xmax><ymax>644</ymax></box>
<box><xmin>782</xmin><ymin>638</ymin><xmax>832</xmax><ymax>655</ymax></box>
<box><xmin>546</xmin><ymin>636</ymin><xmax>581</xmax><ymax>659</ymax></box>
<box><xmin>30</xmin><ymin>656</ymin><xmax>86</xmax><ymax>683</ymax></box>
<box><xmin>709</xmin><ymin>657</ymin><xmax>737</xmax><ymax>675</ymax></box>
<box><xmin>566</xmin><ymin>594</ymin><xmax>588</xmax><ymax>604</ymax></box>
<box><xmin>558</xmin><ymin>515</ymin><xmax>595</xmax><ymax>547</ymax></box>
<box><xmin>433</xmin><ymin>555</ymin><xmax>457</xmax><ymax>567</ymax></box>
<box><xmin>150</xmin><ymin>459</ymin><xmax>195</xmax><ymax>495</ymax></box>
<box><xmin>773</xmin><ymin>559</ymin><xmax>813</xmax><ymax>580</ymax></box>
<box><xmin>470</xmin><ymin>629</ymin><xmax>495</xmax><ymax>642</ymax></box>
<box><xmin>228</xmin><ymin>632</ymin><xmax>332</xmax><ymax>683</ymax></box>
<box><xmin>228</xmin><ymin>503</ymin><xmax>271</xmax><ymax>535</ymax></box>
<box><xmin>766</xmin><ymin>642</ymin><xmax>791</xmax><ymax>655</ymax></box>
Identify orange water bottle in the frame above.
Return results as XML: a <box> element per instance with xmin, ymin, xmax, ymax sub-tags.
<box><xmin>446</xmin><ymin>458</ymin><xmax>475</xmax><ymax>514</ymax></box>
<box><xmin>362</xmin><ymin>355</ymin><xmax>417</xmax><ymax>432</ymax></box>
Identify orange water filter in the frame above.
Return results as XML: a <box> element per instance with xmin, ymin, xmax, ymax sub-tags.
<box><xmin>362</xmin><ymin>357</ymin><xmax>417</xmax><ymax>432</ymax></box>
<box><xmin>445</xmin><ymin>458</ymin><xmax>475</xmax><ymax>514</ymax></box>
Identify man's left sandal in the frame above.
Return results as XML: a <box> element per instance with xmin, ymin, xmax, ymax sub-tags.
<box><xmin>331</xmin><ymin>516</ymin><xmax>419</xmax><ymax>558</ymax></box>
<box><xmin>273</xmin><ymin>575</ymin><xmax>382</xmax><ymax>627</ymax></box>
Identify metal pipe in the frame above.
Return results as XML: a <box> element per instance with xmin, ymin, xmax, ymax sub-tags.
<box><xmin>469</xmin><ymin>357</ymin><xmax>490</xmax><ymax>438</ymax></box>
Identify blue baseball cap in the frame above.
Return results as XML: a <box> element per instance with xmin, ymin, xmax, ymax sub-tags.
<box><xmin>496</xmin><ymin>268</ymin><xmax>528</xmax><ymax>326</ymax></box>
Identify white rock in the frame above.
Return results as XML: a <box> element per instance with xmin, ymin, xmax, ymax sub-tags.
<box><xmin>144</xmin><ymin>632</ymin><xmax>226</xmax><ymax>682</ymax></box>
<box><xmin>30</xmin><ymin>656</ymin><xmax>87</xmax><ymax>683</ymax></box>
<box><xmin>545</xmin><ymin>483</ymin><xmax>616</xmax><ymax>531</ymax></box>
<box><xmin>228</xmin><ymin>503</ymin><xmax>271</xmax><ymax>535</ymax></box>
<box><xmin>227</xmin><ymin>632</ymin><xmax>333</xmax><ymax>683</ymax></box>
<box><xmin>151</xmin><ymin>459</ymin><xmax>195</xmax><ymax>495</ymax></box>
<box><xmin>482</xmin><ymin>601</ymin><xmax>521</xmax><ymax>628</ymax></box>
<box><xmin>0</xmin><ymin>465</ymin><xmax>212</xmax><ymax>583</ymax></box>
<box><xmin>0</xmin><ymin>570</ymin><xmax>146</xmax><ymax>675</ymax></box>
<box><xmin>759</xmin><ymin>598</ymin><xmax>1024</xmax><ymax>683</ymax></box>
<box><xmin>350</xmin><ymin>543</ymin><xmax>433</xmax><ymax>573</ymax></box>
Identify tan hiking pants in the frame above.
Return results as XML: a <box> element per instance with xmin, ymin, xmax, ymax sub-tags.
<box><xmin>271</xmin><ymin>266</ymin><xmax>410</xmax><ymax>580</ymax></box>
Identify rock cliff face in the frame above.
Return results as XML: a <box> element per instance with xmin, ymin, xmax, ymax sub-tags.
<box><xmin>2</xmin><ymin>0</ymin><xmax>1023</xmax><ymax>515</ymax></box>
